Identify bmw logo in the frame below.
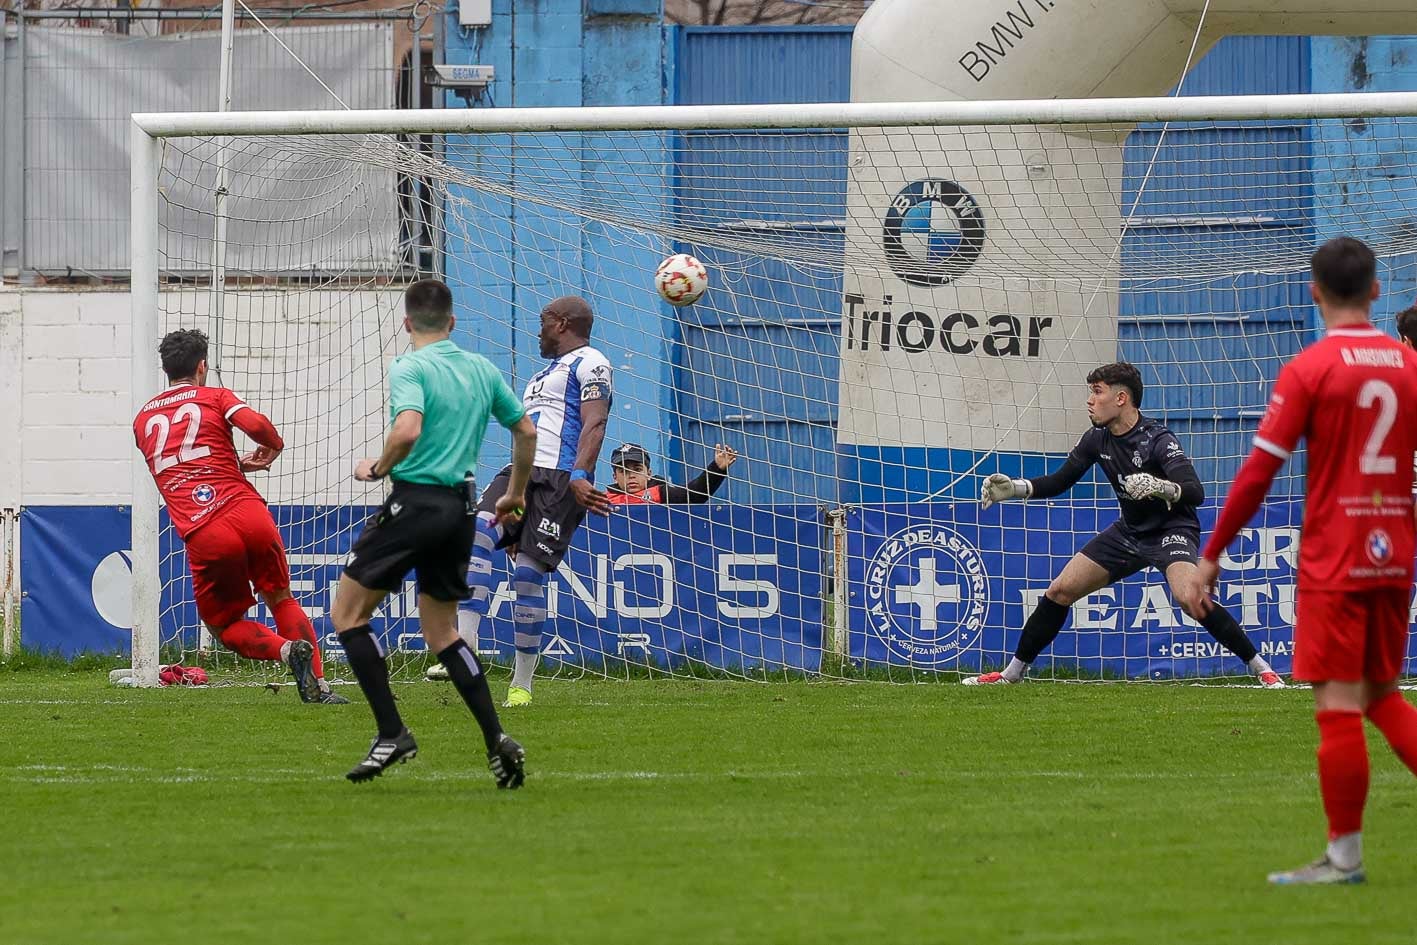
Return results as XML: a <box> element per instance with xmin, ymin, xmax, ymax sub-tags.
<box><xmin>192</xmin><ymin>483</ymin><xmax>216</xmax><ymax>505</ymax></box>
<box><xmin>882</xmin><ymin>179</ymin><xmax>986</xmax><ymax>287</ymax></box>
<box><xmin>1366</xmin><ymin>528</ymin><xmax>1392</xmax><ymax>566</ymax></box>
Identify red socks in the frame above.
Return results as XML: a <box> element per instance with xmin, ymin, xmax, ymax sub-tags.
<box><xmin>215</xmin><ymin>600</ymin><xmax>323</xmax><ymax>675</ymax></box>
<box><xmin>1366</xmin><ymin>691</ymin><xmax>1417</xmax><ymax>776</ymax></box>
<box><xmin>1315</xmin><ymin>709</ymin><xmax>1368</xmax><ymax>840</ymax></box>
<box><xmin>271</xmin><ymin>597</ymin><xmax>324</xmax><ymax>680</ymax></box>
<box><xmin>217</xmin><ymin>620</ymin><xmax>288</xmax><ymax>662</ymax></box>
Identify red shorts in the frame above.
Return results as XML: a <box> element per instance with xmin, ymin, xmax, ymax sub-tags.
<box><xmin>185</xmin><ymin>500</ymin><xmax>290</xmax><ymax>628</ymax></box>
<box><xmin>1293</xmin><ymin>587</ymin><xmax>1411</xmax><ymax>683</ymax></box>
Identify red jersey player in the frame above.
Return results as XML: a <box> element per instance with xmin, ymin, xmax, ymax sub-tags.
<box><xmin>1181</xmin><ymin>237</ymin><xmax>1417</xmax><ymax>884</ymax></box>
<box><xmin>133</xmin><ymin>329</ymin><xmax>346</xmax><ymax>704</ymax></box>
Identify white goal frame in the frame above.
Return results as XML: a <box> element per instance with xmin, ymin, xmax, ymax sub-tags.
<box><xmin>128</xmin><ymin>90</ymin><xmax>1417</xmax><ymax>687</ymax></box>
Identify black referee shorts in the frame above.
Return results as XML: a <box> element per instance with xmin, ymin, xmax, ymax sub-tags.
<box><xmin>477</xmin><ymin>465</ymin><xmax>587</xmax><ymax>569</ymax></box>
<box><xmin>343</xmin><ymin>481</ymin><xmax>475</xmax><ymax>602</ymax></box>
<box><xmin>1079</xmin><ymin>521</ymin><xmax>1200</xmax><ymax>582</ymax></box>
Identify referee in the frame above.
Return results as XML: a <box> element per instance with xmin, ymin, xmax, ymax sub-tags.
<box><xmin>331</xmin><ymin>279</ymin><xmax>537</xmax><ymax>787</ymax></box>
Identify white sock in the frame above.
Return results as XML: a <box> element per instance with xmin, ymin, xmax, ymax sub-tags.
<box><xmin>1002</xmin><ymin>657</ymin><xmax>1029</xmax><ymax>682</ymax></box>
<box><xmin>511</xmin><ymin>649</ymin><xmax>538</xmax><ymax>691</ymax></box>
<box><xmin>279</xmin><ymin>640</ymin><xmax>292</xmax><ymax>662</ymax></box>
<box><xmin>1247</xmin><ymin>655</ymin><xmax>1273</xmax><ymax>675</ymax></box>
<box><xmin>1327</xmin><ymin>831</ymin><xmax>1362</xmax><ymax>870</ymax></box>
<box><xmin>456</xmin><ymin>609</ymin><xmax>480</xmax><ymax>647</ymax></box>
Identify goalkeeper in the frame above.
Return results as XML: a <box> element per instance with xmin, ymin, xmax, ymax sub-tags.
<box><xmin>966</xmin><ymin>361</ymin><xmax>1283</xmax><ymax>688</ymax></box>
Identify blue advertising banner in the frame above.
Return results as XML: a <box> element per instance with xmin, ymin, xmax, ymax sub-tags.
<box><xmin>30</xmin><ymin>499</ymin><xmax>1417</xmax><ymax>677</ymax></box>
<box><xmin>20</xmin><ymin>506</ymin><xmax>134</xmax><ymax>656</ymax></box>
<box><xmin>19</xmin><ymin>504</ymin><xmax>825</xmax><ymax>672</ymax></box>
<box><xmin>847</xmin><ymin>501</ymin><xmax>1417</xmax><ymax>678</ymax></box>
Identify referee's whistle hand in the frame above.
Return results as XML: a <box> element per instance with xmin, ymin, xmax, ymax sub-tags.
<box><xmin>571</xmin><ymin>478</ymin><xmax>613</xmax><ymax>517</ymax></box>
<box><xmin>494</xmin><ymin>493</ymin><xmax>527</xmax><ymax>528</ymax></box>
<box><xmin>353</xmin><ymin>459</ymin><xmax>380</xmax><ymax>482</ymax></box>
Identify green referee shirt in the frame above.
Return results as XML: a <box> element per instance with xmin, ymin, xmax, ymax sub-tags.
<box><xmin>387</xmin><ymin>339</ymin><xmax>525</xmax><ymax>487</ymax></box>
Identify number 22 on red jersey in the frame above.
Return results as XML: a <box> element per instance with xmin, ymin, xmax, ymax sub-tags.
<box><xmin>132</xmin><ymin>385</ymin><xmax>260</xmax><ymax>538</ymax></box>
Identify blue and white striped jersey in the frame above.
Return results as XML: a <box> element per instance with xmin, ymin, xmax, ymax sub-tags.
<box><xmin>523</xmin><ymin>345</ymin><xmax>613</xmax><ymax>471</ymax></box>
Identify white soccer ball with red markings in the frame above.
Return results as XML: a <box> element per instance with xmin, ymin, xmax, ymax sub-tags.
<box><xmin>654</xmin><ymin>253</ymin><xmax>708</xmax><ymax>307</ymax></box>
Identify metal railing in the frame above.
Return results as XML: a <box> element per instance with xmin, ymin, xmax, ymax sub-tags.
<box><xmin>1</xmin><ymin>506</ymin><xmax>17</xmax><ymax>661</ymax></box>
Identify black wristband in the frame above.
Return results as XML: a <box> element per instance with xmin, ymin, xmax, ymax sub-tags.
<box><xmin>368</xmin><ymin>463</ymin><xmax>386</xmax><ymax>481</ymax></box>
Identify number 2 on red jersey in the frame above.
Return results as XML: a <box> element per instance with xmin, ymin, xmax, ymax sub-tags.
<box><xmin>1356</xmin><ymin>379</ymin><xmax>1397</xmax><ymax>476</ymax></box>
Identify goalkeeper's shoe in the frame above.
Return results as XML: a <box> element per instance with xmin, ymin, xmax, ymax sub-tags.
<box><xmin>425</xmin><ymin>664</ymin><xmax>450</xmax><ymax>681</ymax></box>
<box><xmin>962</xmin><ymin>671</ymin><xmax>1018</xmax><ymax>686</ymax></box>
<box><xmin>347</xmin><ymin>729</ymin><xmax>418</xmax><ymax>783</ymax></box>
<box><xmin>488</xmin><ymin>733</ymin><xmax>526</xmax><ymax>789</ymax></box>
<box><xmin>315</xmin><ymin>687</ymin><xmax>350</xmax><ymax>705</ymax></box>
<box><xmin>1267</xmin><ymin>855</ymin><xmax>1365</xmax><ymax>886</ymax></box>
<box><xmin>1259</xmin><ymin>670</ymin><xmax>1286</xmax><ymax>690</ymax></box>
<box><xmin>285</xmin><ymin>640</ymin><xmax>321</xmax><ymax>703</ymax></box>
<box><xmin>503</xmin><ymin>686</ymin><xmax>532</xmax><ymax>708</ymax></box>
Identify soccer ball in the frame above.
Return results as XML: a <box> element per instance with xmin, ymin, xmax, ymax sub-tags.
<box><xmin>655</xmin><ymin>254</ymin><xmax>708</xmax><ymax>307</ymax></box>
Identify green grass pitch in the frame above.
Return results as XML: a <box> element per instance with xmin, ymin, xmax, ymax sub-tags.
<box><xmin>2</xmin><ymin>671</ymin><xmax>1415</xmax><ymax>944</ymax></box>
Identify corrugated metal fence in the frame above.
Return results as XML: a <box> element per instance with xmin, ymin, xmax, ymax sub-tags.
<box><xmin>670</xmin><ymin>26</ymin><xmax>853</xmax><ymax>505</ymax></box>
<box><xmin>0</xmin><ymin>7</ymin><xmax>422</xmax><ymax>281</ymax></box>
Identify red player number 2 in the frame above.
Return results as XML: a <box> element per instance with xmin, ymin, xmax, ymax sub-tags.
<box><xmin>144</xmin><ymin>403</ymin><xmax>212</xmax><ymax>474</ymax></box>
<box><xmin>1358</xmin><ymin>378</ymin><xmax>1398</xmax><ymax>476</ymax></box>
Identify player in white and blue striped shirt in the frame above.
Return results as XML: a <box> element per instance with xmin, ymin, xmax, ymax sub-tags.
<box><xmin>435</xmin><ymin>296</ymin><xmax>614</xmax><ymax>705</ymax></box>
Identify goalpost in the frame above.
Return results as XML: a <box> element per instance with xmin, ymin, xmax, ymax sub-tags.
<box><xmin>128</xmin><ymin>92</ymin><xmax>1417</xmax><ymax>688</ymax></box>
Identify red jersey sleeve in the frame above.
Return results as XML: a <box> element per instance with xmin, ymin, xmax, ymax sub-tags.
<box><xmin>1252</xmin><ymin>360</ymin><xmax>1312</xmax><ymax>461</ymax></box>
<box><xmin>214</xmin><ymin>387</ymin><xmax>250</xmax><ymax>424</ymax></box>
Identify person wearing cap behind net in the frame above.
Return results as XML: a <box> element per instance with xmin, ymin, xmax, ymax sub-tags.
<box><xmin>606</xmin><ymin>442</ymin><xmax>738</xmax><ymax>505</ymax></box>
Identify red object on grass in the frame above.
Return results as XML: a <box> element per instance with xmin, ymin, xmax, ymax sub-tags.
<box><xmin>159</xmin><ymin>664</ymin><xmax>209</xmax><ymax>687</ymax></box>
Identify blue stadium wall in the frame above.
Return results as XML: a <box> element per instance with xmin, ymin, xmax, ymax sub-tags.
<box><xmin>438</xmin><ymin>0</ymin><xmax>673</xmax><ymax>490</ymax></box>
<box><xmin>438</xmin><ymin>15</ymin><xmax>1417</xmax><ymax>505</ymax></box>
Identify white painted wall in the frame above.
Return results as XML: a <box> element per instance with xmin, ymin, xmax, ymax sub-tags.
<box><xmin>14</xmin><ymin>289</ymin><xmax>136</xmax><ymax>505</ymax></box>
<box><xmin>6</xmin><ymin>286</ymin><xmax>405</xmax><ymax>508</ymax></box>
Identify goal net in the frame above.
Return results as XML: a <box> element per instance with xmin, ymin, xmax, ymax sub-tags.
<box><xmin>129</xmin><ymin>94</ymin><xmax>1417</xmax><ymax>688</ymax></box>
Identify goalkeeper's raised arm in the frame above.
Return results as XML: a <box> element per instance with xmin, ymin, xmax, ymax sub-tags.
<box><xmin>979</xmin><ymin>445</ymin><xmax>1096</xmax><ymax>509</ymax></box>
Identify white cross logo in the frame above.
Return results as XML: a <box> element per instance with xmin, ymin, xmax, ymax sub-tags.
<box><xmin>892</xmin><ymin>556</ymin><xmax>961</xmax><ymax>633</ymax></box>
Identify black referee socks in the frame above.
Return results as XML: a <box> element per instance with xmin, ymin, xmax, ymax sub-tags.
<box><xmin>338</xmin><ymin>624</ymin><xmax>404</xmax><ymax>739</ymax></box>
<box><xmin>437</xmin><ymin>639</ymin><xmax>504</xmax><ymax>753</ymax></box>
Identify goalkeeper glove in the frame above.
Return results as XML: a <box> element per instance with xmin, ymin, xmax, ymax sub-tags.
<box><xmin>980</xmin><ymin>473</ymin><xmax>1032</xmax><ymax>510</ymax></box>
<box><xmin>1121</xmin><ymin>473</ymin><xmax>1182</xmax><ymax>507</ymax></box>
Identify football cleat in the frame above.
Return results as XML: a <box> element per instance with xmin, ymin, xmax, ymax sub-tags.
<box><xmin>285</xmin><ymin>640</ymin><xmax>321</xmax><ymax>703</ymax></box>
<box><xmin>346</xmin><ymin>729</ymin><xmax>418</xmax><ymax>783</ymax></box>
<box><xmin>962</xmin><ymin>672</ymin><xmax>1017</xmax><ymax>686</ymax></box>
<box><xmin>503</xmin><ymin>686</ymin><xmax>532</xmax><ymax>707</ymax></box>
<box><xmin>1267</xmin><ymin>855</ymin><xmax>1365</xmax><ymax>886</ymax></box>
<box><xmin>315</xmin><ymin>688</ymin><xmax>351</xmax><ymax>705</ymax></box>
<box><xmin>425</xmin><ymin>664</ymin><xmax>450</xmax><ymax>681</ymax></box>
<box><xmin>1259</xmin><ymin>671</ymin><xmax>1286</xmax><ymax>689</ymax></box>
<box><xmin>488</xmin><ymin>733</ymin><xmax>526</xmax><ymax>789</ymax></box>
